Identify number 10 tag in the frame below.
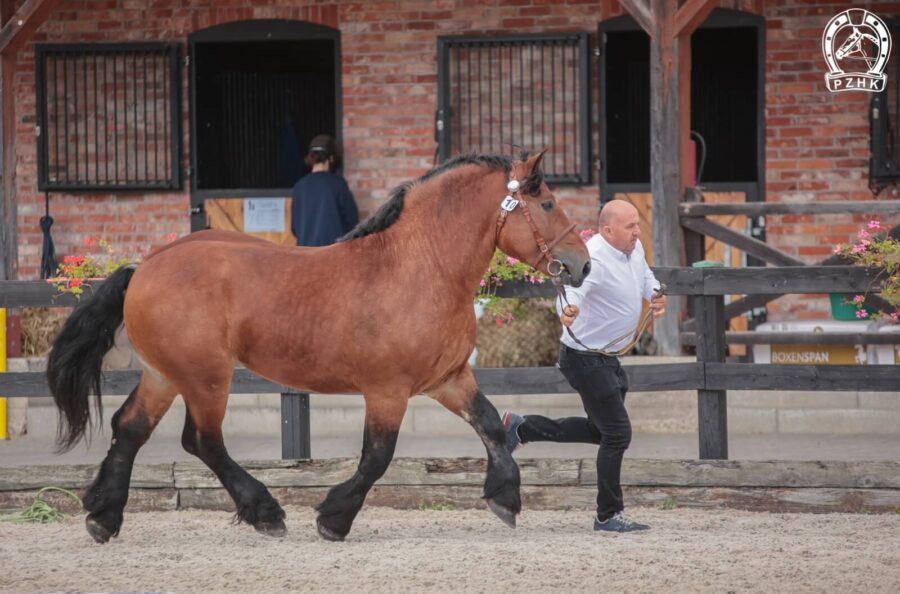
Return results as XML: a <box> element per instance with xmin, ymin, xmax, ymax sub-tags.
<box><xmin>501</xmin><ymin>196</ymin><xmax>519</xmax><ymax>212</ymax></box>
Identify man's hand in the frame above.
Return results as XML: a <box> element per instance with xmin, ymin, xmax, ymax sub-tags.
<box><xmin>560</xmin><ymin>304</ymin><xmax>580</xmax><ymax>327</ymax></box>
<box><xmin>649</xmin><ymin>293</ymin><xmax>667</xmax><ymax>319</ymax></box>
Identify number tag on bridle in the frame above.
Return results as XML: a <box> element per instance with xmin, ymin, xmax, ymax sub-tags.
<box><xmin>500</xmin><ymin>195</ymin><xmax>519</xmax><ymax>212</ymax></box>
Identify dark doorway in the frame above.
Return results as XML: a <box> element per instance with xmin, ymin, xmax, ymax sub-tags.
<box><xmin>189</xmin><ymin>20</ymin><xmax>341</xmax><ymax>200</ymax></box>
<box><xmin>599</xmin><ymin>8</ymin><xmax>764</xmax><ymax>196</ymax></box>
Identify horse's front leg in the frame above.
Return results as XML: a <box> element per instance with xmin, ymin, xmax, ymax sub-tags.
<box><xmin>429</xmin><ymin>366</ymin><xmax>521</xmax><ymax>528</ymax></box>
<box><xmin>315</xmin><ymin>394</ymin><xmax>408</xmax><ymax>541</ymax></box>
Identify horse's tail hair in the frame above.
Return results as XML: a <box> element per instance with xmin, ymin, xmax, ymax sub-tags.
<box><xmin>47</xmin><ymin>265</ymin><xmax>136</xmax><ymax>452</ymax></box>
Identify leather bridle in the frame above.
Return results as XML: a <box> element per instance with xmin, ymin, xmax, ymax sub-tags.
<box><xmin>493</xmin><ymin>172</ymin><xmax>577</xmax><ymax>278</ymax></box>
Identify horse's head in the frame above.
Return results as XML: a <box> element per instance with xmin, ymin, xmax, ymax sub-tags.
<box><xmin>495</xmin><ymin>151</ymin><xmax>591</xmax><ymax>287</ymax></box>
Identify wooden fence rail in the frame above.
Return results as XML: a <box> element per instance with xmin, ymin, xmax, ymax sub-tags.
<box><xmin>2</xmin><ymin>265</ymin><xmax>899</xmax><ymax>460</ymax></box>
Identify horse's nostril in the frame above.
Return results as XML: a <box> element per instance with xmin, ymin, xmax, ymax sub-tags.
<box><xmin>582</xmin><ymin>260</ymin><xmax>591</xmax><ymax>278</ymax></box>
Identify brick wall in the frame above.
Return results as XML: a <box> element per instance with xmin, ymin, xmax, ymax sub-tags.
<box><xmin>12</xmin><ymin>0</ymin><xmax>627</xmax><ymax>280</ymax></box>
<box><xmin>763</xmin><ymin>1</ymin><xmax>900</xmax><ymax>319</ymax></box>
<box><xmin>9</xmin><ymin>0</ymin><xmax>898</xmax><ymax>322</ymax></box>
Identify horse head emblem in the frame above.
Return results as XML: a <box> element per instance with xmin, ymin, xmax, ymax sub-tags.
<box><xmin>822</xmin><ymin>8</ymin><xmax>891</xmax><ymax>93</ymax></box>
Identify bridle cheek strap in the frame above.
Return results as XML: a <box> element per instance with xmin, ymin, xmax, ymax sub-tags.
<box><xmin>517</xmin><ymin>198</ymin><xmax>577</xmax><ymax>269</ymax></box>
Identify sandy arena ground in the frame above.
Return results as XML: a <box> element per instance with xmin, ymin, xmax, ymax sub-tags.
<box><xmin>1</xmin><ymin>505</ymin><xmax>899</xmax><ymax>593</ymax></box>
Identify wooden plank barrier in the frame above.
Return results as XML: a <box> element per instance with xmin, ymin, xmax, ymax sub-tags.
<box><xmin>2</xmin><ymin>265</ymin><xmax>899</xmax><ymax>460</ymax></box>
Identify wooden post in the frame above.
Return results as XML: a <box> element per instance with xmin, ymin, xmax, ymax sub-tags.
<box><xmin>618</xmin><ymin>0</ymin><xmax>716</xmax><ymax>355</ymax></box>
<box><xmin>0</xmin><ymin>0</ymin><xmax>65</xmax><ymax>281</ymax></box>
<box><xmin>280</xmin><ymin>391</ymin><xmax>311</xmax><ymax>459</ymax></box>
<box><xmin>694</xmin><ymin>293</ymin><xmax>728</xmax><ymax>459</ymax></box>
<box><xmin>0</xmin><ymin>1</ymin><xmax>16</xmax><ymax>281</ymax></box>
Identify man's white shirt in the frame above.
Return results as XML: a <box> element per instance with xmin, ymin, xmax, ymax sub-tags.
<box><xmin>558</xmin><ymin>234</ymin><xmax>660</xmax><ymax>352</ymax></box>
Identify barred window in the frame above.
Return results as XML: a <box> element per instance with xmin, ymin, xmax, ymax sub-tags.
<box><xmin>870</xmin><ymin>19</ymin><xmax>900</xmax><ymax>193</ymax></box>
<box><xmin>437</xmin><ymin>33</ymin><xmax>591</xmax><ymax>184</ymax></box>
<box><xmin>35</xmin><ymin>43</ymin><xmax>182</xmax><ymax>191</ymax></box>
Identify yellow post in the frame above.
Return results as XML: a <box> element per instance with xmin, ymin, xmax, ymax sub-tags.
<box><xmin>0</xmin><ymin>307</ymin><xmax>7</xmax><ymax>440</ymax></box>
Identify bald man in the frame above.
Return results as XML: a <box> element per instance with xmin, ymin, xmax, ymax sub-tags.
<box><xmin>502</xmin><ymin>199</ymin><xmax>666</xmax><ymax>533</ymax></box>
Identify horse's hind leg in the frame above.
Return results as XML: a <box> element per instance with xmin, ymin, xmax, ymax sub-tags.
<box><xmin>316</xmin><ymin>394</ymin><xmax>408</xmax><ymax>541</ymax></box>
<box><xmin>429</xmin><ymin>366</ymin><xmax>521</xmax><ymax>528</ymax></box>
<box><xmin>180</xmin><ymin>387</ymin><xmax>286</xmax><ymax>537</ymax></box>
<box><xmin>84</xmin><ymin>370</ymin><xmax>177</xmax><ymax>543</ymax></box>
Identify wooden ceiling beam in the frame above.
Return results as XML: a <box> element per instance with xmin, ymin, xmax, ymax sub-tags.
<box><xmin>0</xmin><ymin>0</ymin><xmax>64</xmax><ymax>56</ymax></box>
<box><xmin>674</xmin><ymin>0</ymin><xmax>718</xmax><ymax>37</ymax></box>
<box><xmin>617</xmin><ymin>0</ymin><xmax>656</xmax><ymax>37</ymax></box>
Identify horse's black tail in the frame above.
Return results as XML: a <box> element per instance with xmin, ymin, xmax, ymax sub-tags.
<box><xmin>47</xmin><ymin>265</ymin><xmax>136</xmax><ymax>452</ymax></box>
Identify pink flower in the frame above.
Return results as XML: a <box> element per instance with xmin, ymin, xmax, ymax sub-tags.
<box><xmin>479</xmin><ymin>279</ymin><xmax>486</xmax><ymax>288</ymax></box>
<box><xmin>166</xmin><ymin>232</ymin><xmax>178</xmax><ymax>243</ymax></box>
<box><xmin>833</xmin><ymin>244</ymin><xmax>843</xmax><ymax>254</ymax></box>
<box><xmin>495</xmin><ymin>319</ymin><xmax>504</xmax><ymax>327</ymax></box>
<box><xmin>506</xmin><ymin>256</ymin><xmax>519</xmax><ymax>266</ymax></box>
<box><xmin>891</xmin><ymin>312</ymin><xmax>899</xmax><ymax>323</ymax></box>
<box><xmin>857</xmin><ymin>229</ymin><xmax>871</xmax><ymax>240</ymax></box>
<box><xmin>851</xmin><ymin>242</ymin><xmax>869</xmax><ymax>254</ymax></box>
<box><xmin>855</xmin><ymin>309</ymin><xmax>868</xmax><ymax>319</ymax></box>
<box><xmin>868</xmin><ymin>220</ymin><xmax>882</xmax><ymax>230</ymax></box>
<box><xmin>852</xmin><ymin>295</ymin><xmax>865</xmax><ymax>305</ymax></box>
<box><xmin>579</xmin><ymin>229</ymin><xmax>596</xmax><ymax>243</ymax></box>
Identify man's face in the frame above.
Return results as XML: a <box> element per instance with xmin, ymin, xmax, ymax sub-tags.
<box><xmin>602</xmin><ymin>209</ymin><xmax>641</xmax><ymax>256</ymax></box>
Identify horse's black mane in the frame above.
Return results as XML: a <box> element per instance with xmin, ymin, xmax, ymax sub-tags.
<box><xmin>338</xmin><ymin>153</ymin><xmax>544</xmax><ymax>242</ymax></box>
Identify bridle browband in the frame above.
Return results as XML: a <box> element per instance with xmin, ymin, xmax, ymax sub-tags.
<box><xmin>494</xmin><ymin>169</ymin><xmax>577</xmax><ymax>276</ymax></box>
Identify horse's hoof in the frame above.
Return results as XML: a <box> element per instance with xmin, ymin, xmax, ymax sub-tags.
<box><xmin>487</xmin><ymin>498</ymin><xmax>517</xmax><ymax>529</ymax></box>
<box><xmin>254</xmin><ymin>518</ymin><xmax>287</xmax><ymax>537</ymax></box>
<box><xmin>85</xmin><ymin>516</ymin><xmax>114</xmax><ymax>544</ymax></box>
<box><xmin>316</xmin><ymin>517</ymin><xmax>346</xmax><ymax>542</ymax></box>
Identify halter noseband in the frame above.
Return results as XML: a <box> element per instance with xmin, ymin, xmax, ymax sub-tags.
<box><xmin>494</xmin><ymin>172</ymin><xmax>578</xmax><ymax>278</ymax></box>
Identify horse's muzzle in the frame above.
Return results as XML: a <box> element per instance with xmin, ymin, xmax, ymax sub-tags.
<box><xmin>557</xmin><ymin>255</ymin><xmax>591</xmax><ymax>288</ymax></box>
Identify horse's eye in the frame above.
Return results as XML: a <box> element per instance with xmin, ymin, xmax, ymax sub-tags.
<box><xmin>541</xmin><ymin>201</ymin><xmax>554</xmax><ymax>212</ymax></box>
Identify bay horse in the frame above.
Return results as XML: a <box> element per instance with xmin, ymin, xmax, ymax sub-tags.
<box><xmin>47</xmin><ymin>151</ymin><xmax>591</xmax><ymax>543</ymax></box>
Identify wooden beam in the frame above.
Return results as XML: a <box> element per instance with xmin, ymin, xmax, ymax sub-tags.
<box><xmin>681</xmin><ymin>217</ymin><xmax>804</xmax><ymax>267</ymax></box>
<box><xmin>680</xmin><ymin>200</ymin><xmax>900</xmax><ymax>217</ymax></box>
<box><xmin>0</xmin><ymin>0</ymin><xmax>63</xmax><ymax>56</ymax></box>
<box><xmin>705</xmin><ymin>363</ymin><xmax>900</xmax><ymax>392</ymax></box>
<box><xmin>617</xmin><ymin>0</ymin><xmax>655</xmax><ymax>36</ymax></box>
<box><xmin>682</xmin><ymin>331</ymin><xmax>900</xmax><ymax>346</ymax></box>
<box><xmin>648</xmin><ymin>0</ymin><xmax>684</xmax><ymax>355</ymax></box>
<box><xmin>674</xmin><ymin>0</ymin><xmax>718</xmax><ymax>37</ymax></box>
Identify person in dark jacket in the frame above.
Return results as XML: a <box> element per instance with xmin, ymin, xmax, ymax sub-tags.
<box><xmin>290</xmin><ymin>134</ymin><xmax>359</xmax><ymax>247</ymax></box>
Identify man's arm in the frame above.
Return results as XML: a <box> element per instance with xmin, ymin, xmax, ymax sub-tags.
<box><xmin>639</xmin><ymin>243</ymin><xmax>666</xmax><ymax>318</ymax></box>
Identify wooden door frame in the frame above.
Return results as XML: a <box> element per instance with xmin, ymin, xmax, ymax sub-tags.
<box><xmin>187</xmin><ymin>19</ymin><xmax>342</xmax><ymax>232</ymax></box>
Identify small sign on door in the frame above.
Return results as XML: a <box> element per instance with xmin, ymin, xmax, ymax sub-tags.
<box><xmin>244</xmin><ymin>198</ymin><xmax>285</xmax><ymax>233</ymax></box>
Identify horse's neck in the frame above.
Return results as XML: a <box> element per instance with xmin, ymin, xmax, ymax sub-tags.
<box><xmin>391</xmin><ymin>169</ymin><xmax>502</xmax><ymax>298</ymax></box>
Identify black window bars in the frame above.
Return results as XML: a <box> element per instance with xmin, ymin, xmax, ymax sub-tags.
<box><xmin>437</xmin><ymin>33</ymin><xmax>591</xmax><ymax>185</ymax></box>
<box><xmin>35</xmin><ymin>43</ymin><xmax>182</xmax><ymax>192</ymax></box>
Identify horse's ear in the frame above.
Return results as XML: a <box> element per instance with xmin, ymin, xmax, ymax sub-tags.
<box><xmin>524</xmin><ymin>149</ymin><xmax>548</xmax><ymax>175</ymax></box>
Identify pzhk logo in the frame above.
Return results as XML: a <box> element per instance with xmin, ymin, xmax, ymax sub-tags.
<box><xmin>822</xmin><ymin>8</ymin><xmax>891</xmax><ymax>93</ymax></box>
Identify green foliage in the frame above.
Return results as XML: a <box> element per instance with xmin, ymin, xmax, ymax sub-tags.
<box><xmin>835</xmin><ymin>220</ymin><xmax>900</xmax><ymax>322</ymax></box>
<box><xmin>478</xmin><ymin>249</ymin><xmax>547</xmax><ymax>325</ymax></box>
<box><xmin>52</xmin><ymin>237</ymin><xmax>140</xmax><ymax>299</ymax></box>
<box><xmin>658</xmin><ymin>495</ymin><xmax>679</xmax><ymax>511</ymax></box>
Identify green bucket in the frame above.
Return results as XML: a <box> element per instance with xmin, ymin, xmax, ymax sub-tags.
<box><xmin>691</xmin><ymin>260</ymin><xmax>724</xmax><ymax>268</ymax></box>
<box><xmin>829</xmin><ymin>293</ymin><xmax>876</xmax><ymax>321</ymax></box>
